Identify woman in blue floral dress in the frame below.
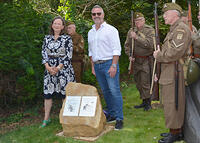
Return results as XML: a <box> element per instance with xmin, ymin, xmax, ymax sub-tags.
<box><xmin>40</xmin><ymin>16</ymin><xmax>75</xmax><ymax>127</ymax></box>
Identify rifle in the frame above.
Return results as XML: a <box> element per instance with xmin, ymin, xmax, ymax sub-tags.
<box><xmin>128</xmin><ymin>11</ymin><xmax>135</xmax><ymax>74</ymax></box>
<box><xmin>150</xmin><ymin>2</ymin><xmax>160</xmax><ymax>101</ymax></box>
<box><xmin>188</xmin><ymin>0</ymin><xmax>194</xmax><ymax>56</ymax></box>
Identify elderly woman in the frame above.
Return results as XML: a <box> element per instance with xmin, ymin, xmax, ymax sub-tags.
<box><xmin>40</xmin><ymin>16</ymin><xmax>75</xmax><ymax>128</ymax></box>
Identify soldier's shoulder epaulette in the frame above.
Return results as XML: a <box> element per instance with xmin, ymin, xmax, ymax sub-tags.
<box><xmin>176</xmin><ymin>29</ymin><xmax>185</xmax><ymax>33</ymax></box>
<box><xmin>144</xmin><ymin>25</ymin><xmax>155</xmax><ymax>35</ymax></box>
<box><xmin>144</xmin><ymin>24</ymin><xmax>153</xmax><ymax>29</ymax></box>
<box><xmin>177</xmin><ymin>22</ymin><xmax>190</xmax><ymax>33</ymax></box>
<box><xmin>73</xmin><ymin>32</ymin><xmax>79</xmax><ymax>36</ymax></box>
<box><xmin>144</xmin><ymin>25</ymin><xmax>154</xmax><ymax>33</ymax></box>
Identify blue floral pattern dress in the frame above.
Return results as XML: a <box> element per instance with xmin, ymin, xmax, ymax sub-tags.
<box><xmin>42</xmin><ymin>34</ymin><xmax>75</xmax><ymax>99</ymax></box>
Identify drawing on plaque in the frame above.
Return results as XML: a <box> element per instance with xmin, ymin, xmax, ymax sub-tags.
<box><xmin>68</xmin><ymin>104</ymin><xmax>74</xmax><ymax>112</ymax></box>
<box><xmin>79</xmin><ymin>96</ymin><xmax>97</xmax><ymax>117</ymax></box>
<box><xmin>63</xmin><ymin>96</ymin><xmax>81</xmax><ymax>116</ymax></box>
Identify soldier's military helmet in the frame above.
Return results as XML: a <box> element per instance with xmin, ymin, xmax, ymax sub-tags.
<box><xmin>134</xmin><ymin>12</ymin><xmax>144</xmax><ymax>19</ymax></box>
<box><xmin>182</xmin><ymin>10</ymin><xmax>188</xmax><ymax>17</ymax></box>
<box><xmin>187</xmin><ymin>58</ymin><xmax>200</xmax><ymax>85</ymax></box>
<box><xmin>66</xmin><ymin>21</ymin><xmax>75</xmax><ymax>26</ymax></box>
<box><xmin>162</xmin><ymin>3</ymin><xmax>182</xmax><ymax>13</ymax></box>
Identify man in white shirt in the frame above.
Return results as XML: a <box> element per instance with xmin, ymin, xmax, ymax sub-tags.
<box><xmin>88</xmin><ymin>5</ymin><xmax>123</xmax><ymax>130</ymax></box>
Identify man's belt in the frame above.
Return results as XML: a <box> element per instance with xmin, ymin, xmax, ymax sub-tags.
<box><xmin>94</xmin><ymin>60</ymin><xmax>109</xmax><ymax>64</ymax></box>
<box><xmin>134</xmin><ymin>55</ymin><xmax>149</xmax><ymax>58</ymax></box>
<box><xmin>194</xmin><ymin>54</ymin><xmax>200</xmax><ymax>58</ymax></box>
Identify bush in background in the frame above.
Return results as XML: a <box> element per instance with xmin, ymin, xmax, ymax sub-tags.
<box><xmin>0</xmin><ymin>1</ymin><xmax>53</xmax><ymax>106</ymax></box>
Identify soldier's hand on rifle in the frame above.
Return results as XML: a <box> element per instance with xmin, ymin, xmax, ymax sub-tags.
<box><xmin>130</xmin><ymin>31</ymin><xmax>137</xmax><ymax>39</ymax></box>
<box><xmin>129</xmin><ymin>57</ymin><xmax>135</xmax><ymax>62</ymax></box>
<box><xmin>153</xmin><ymin>45</ymin><xmax>160</xmax><ymax>58</ymax></box>
<box><xmin>154</xmin><ymin>74</ymin><xmax>158</xmax><ymax>82</ymax></box>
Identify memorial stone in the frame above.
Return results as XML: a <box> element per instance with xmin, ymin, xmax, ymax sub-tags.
<box><xmin>59</xmin><ymin>82</ymin><xmax>106</xmax><ymax>137</ymax></box>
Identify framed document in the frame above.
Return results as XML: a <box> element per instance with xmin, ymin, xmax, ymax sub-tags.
<box><xmin>79</xmin><ymin>96</ymin><xmax>97</xmax><ymax>117</ymax></box>
<box><xmin>63</xmin><ymin>96</ymin><xmax>81</xmax><ymax>116</ymax></box>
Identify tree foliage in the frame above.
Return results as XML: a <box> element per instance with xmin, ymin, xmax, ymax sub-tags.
<box><xmin>0</xmin><ymin>1</ymin><xmax>53</xmax><ymax>106</ymax></box>
<box><xmin>0</xmin><ymin>0</ymin><xmax>199</xmax><ymax>106</ymax></box>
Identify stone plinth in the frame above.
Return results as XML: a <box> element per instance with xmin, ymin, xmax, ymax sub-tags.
<box><xmin>59</xmin><ymin>82</ymin><xmax>106</xmax><ymax>137</ymax></box>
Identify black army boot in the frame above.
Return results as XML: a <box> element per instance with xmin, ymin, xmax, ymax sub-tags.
<box><xmin>160</xmin><ymin>132</ymin><xmax>170</xmax><ymax>137</ymax></box>
<box><xmin>144</xmin><ymin>98</ymin><xmax>152</xmax><ymax>111</ymax></box>
<box><xmin>158</xmin><ymin>128</ymin><xmax>184</xmax><ymax>143</ymax></box>
<box><xmin>158</xmin><ymin>133</ymin><xmax>183</xmax><ymax>143</ymax></box>
<box><xmin>134</xmin><ymin>99</ymin><xmax>146</xmax><ymax>109</ymax></box>
<box><xmin>160</xmin><ymin>131</ymin><xmax>184</xmax><ymax>140</ymax></box>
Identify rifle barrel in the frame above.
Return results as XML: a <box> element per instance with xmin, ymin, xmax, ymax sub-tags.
<box><xmin>188</xmin><ymin>0</ymin><xmax>194</xmax><ymax>55</ymax></box>
<box><xmin>151</xmin><ymin>2</ymin><xmax>160</xmax><ymax>101</ymax></box>
<box><xmin>128</xmin><ymin>11</ymin><xmax>135</xmax><ymax>75</ymax></box>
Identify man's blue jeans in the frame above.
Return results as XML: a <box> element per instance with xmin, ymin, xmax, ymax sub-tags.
<box><xmin>94</xmin><ymin>59</ymin><xmax>123</xmax><ymax>120</ymax></box>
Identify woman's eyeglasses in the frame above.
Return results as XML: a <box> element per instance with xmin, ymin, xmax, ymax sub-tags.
<box><xmin>92</xmin><ymin>13</ymin><xmax>101</xmax><ymax>16</ymax></box>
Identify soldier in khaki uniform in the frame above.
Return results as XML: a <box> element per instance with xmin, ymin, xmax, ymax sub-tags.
<box><xmin>66</xmin><ymin>22</ymin><xmax>84</xmax><ymax>82</ymax></box>
<box><xmin>124</xmin><ymin>12</ymin><xmax>155</xmax><ymax>111</ymax></box>
<box><xmin>181</xmin><ymin>10</ymin><xmax>200</xmax><ymax>59</ymax></box>
<box><xmin>181</xmin><ymin>10</ymin><xmax>197</xmax><ymax>33</ymax></box>
<box><xmin>153</xmin><ymin>3</ymin><xmax>192</xmax><ymax>143</ymax></box>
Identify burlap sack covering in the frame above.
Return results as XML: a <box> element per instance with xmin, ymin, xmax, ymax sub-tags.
<box><xmin>59</xmin><ymin>82</ymin><xmax>106</xmax><ymax>137</ymax></box>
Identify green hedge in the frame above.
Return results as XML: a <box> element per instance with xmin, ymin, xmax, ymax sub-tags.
<box><xmin>0</xmin><ymin>2</ymin><xmax>53</xmax><ymax>105</ymax></box>
<box><xmin>0</xmin><ymin>1</ymin><xmax>130</xmax><ymax>107</ymax></box>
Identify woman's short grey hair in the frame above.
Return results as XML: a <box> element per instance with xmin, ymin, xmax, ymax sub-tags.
<box><xmin>172</xmin><ymin>10</ymin><xmax>181</xmax><ymax>17</ymax></box>
<box><xmin>92</xmin><ymin>5</ymin><xmax>104</xmax><ymax>14</ymax></box>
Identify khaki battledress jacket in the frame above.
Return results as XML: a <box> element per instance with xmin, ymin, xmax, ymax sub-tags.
<box><xmin>125</xmin><ymin>24</ymin><xmax>155</xmax><ymax>99</ymax></box>
<box><xmin>156</xmin><ymin>19</ymin><xmax>192</xmax><ymax>129</ymax></box>
<box><xmin>71</xmin><ymin>32</ymin><xmax>84</xmax><ymax>82</ymax></box>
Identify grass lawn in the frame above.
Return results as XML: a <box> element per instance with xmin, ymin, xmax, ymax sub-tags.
<box><xmin>0</xmin><ymin>83</ymin><xmax>185</xmax><ymax>143</ymax></box>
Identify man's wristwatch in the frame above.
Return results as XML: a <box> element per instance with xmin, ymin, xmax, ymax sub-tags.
<box><xmin>112</xmin><ymin>64</ymin><xmax>117</xmax><ymax>68</ymax></box>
